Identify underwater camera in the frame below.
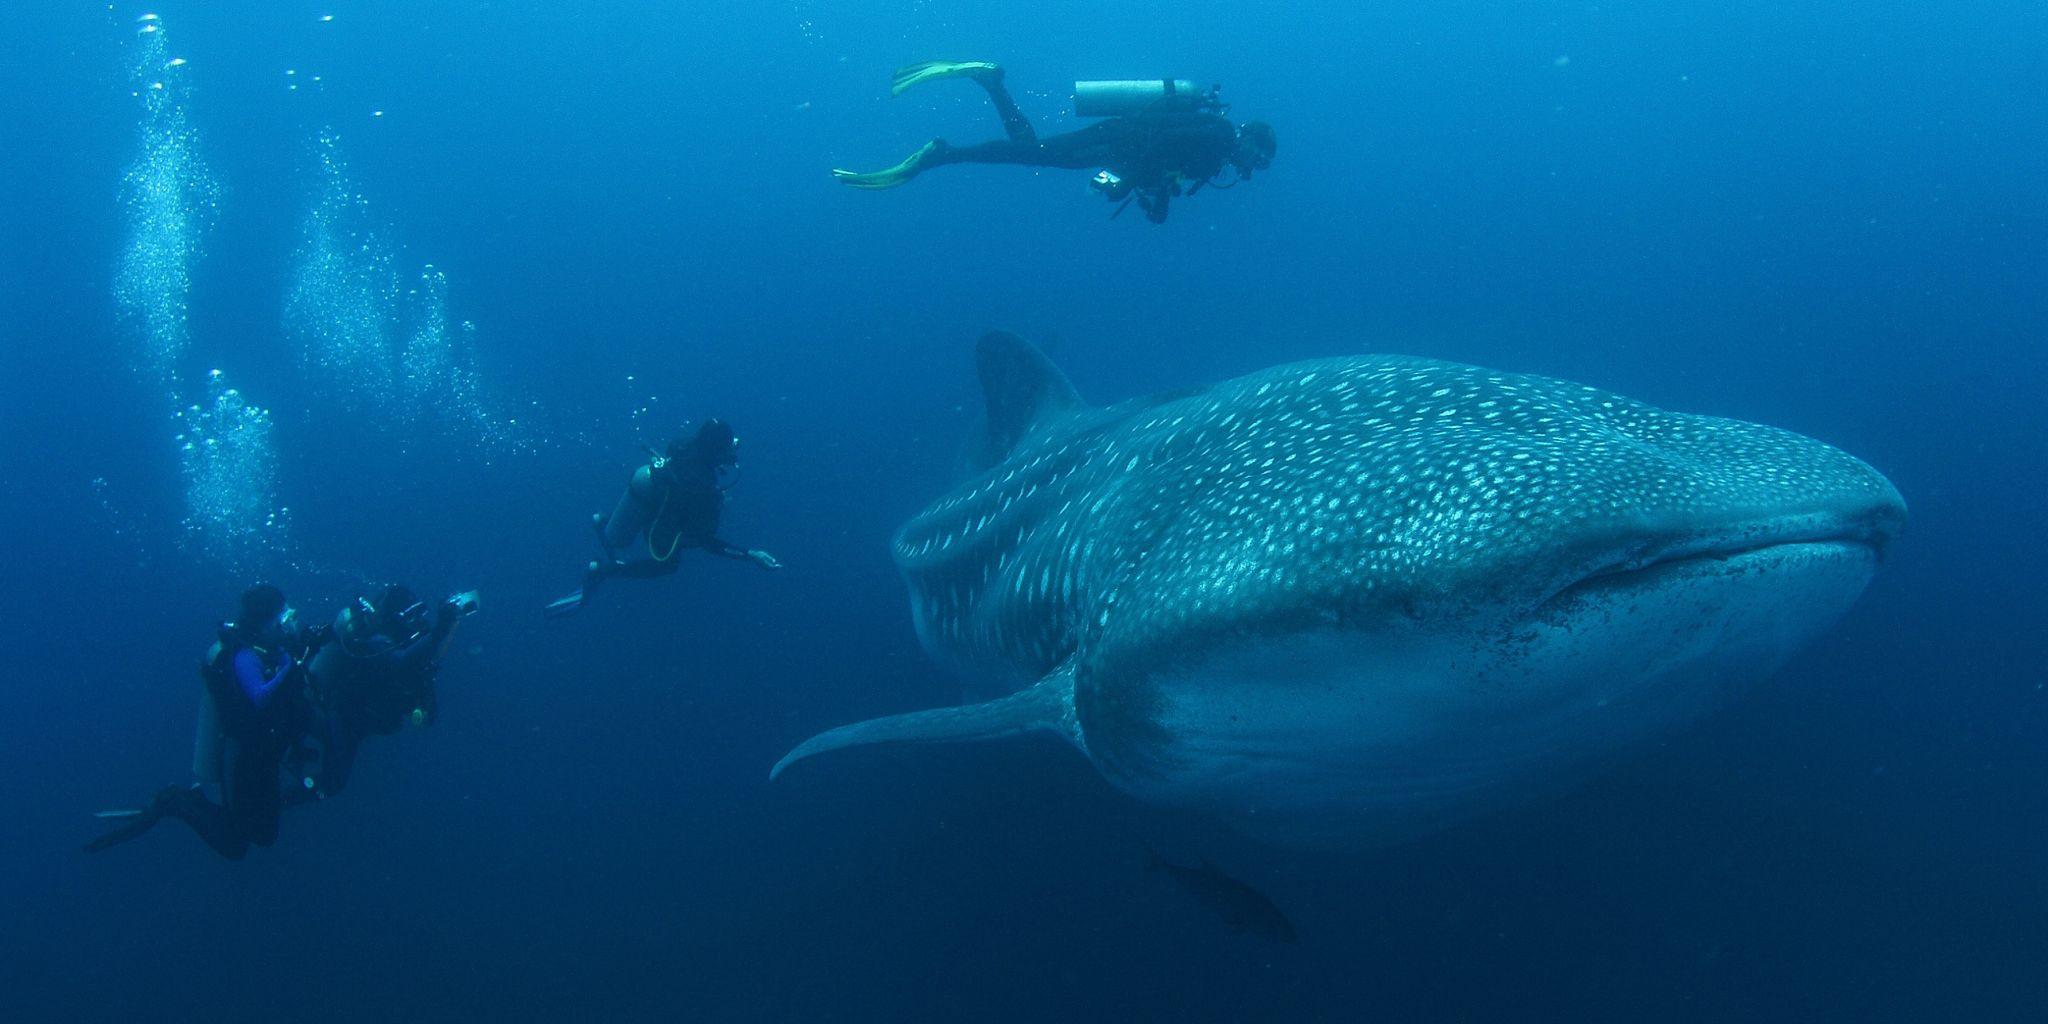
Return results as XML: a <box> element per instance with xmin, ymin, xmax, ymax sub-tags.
<box><xmin>1090</xmin><ymin>169</ymin><xmax>1133</xmax><ymax>201</ymax></box>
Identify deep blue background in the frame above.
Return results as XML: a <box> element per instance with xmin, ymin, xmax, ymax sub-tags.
<box><xmin>3</xmin><ymin>1</ymin><xmax>2044</xmax><ymax>1020</ymax></box>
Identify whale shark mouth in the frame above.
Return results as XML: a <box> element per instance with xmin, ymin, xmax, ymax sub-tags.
<box><xmin>1543</xmin><ymin>521</ymin><xmax>1891</xmax><ymax>611</ymax></box>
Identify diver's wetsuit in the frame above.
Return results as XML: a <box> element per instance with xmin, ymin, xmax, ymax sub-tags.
<box><xmin>303</xmin><ymin>604</ymin><xmax>454</xmax><ymax>798</ymax></box>
<box><xmin>153</xmin><ymin>638</ymin><xmax>304</xmax><ymax>859</ymax></box>
<box><xmin>930</xmin><ymin>76</ymin><xmax>1239</xmax><ymax>223</ymax></box>
<box><xmin>596</xmin><ymin>459</ymin><xmax>753</xmax><ymax>580</ymax></box>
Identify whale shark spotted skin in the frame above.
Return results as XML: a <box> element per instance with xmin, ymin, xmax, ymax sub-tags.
<box><xmin>775</xmin><ymin>333</ymin><xmax>1905</xmax><ymax>845</ymax></box>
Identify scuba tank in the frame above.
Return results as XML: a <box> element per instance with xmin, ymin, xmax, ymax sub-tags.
<box><xmin>1072</xmin><ymin>79</ymin><xmax>1222</xmax><ymax>118</ymax></box>
<box><xmin>192</xmin><ymin>686</ymin><xmax>224</xmax><ymax>784</ymax></box>
<box><xmin>600</xmin><ymin>462</ymin><xmax>662</xmax><ymax>555</ymax></box>
<box><xmin>191</xmin><ymin>635</ymin><xmax>234</xmax><ymax>784</ymax></box>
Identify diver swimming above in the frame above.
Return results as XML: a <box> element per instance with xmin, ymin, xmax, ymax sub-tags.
<box><xmin>544</xmin><ymin>418</ymin><xmax>782</xmax><ymax>619</ymax></box>
<box><xmin>833</xmin><ymin>61</ymin><xmax>1277</xmax><ymax>224</ymax></box>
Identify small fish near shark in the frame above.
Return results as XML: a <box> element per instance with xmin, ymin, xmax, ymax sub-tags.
<box><xmin>774</xmin><ymin>332</ymin><xmax>1905</xmax><ymax>847</ymax></box>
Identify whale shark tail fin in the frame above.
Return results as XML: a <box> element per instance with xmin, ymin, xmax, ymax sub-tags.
<box><xmin>964</xmin><ymin>331</ymin><xmax>1085</xmax><ymax>473</ymax></box>
<box><xmin>771</xmin><ymin>667</ymin><xmax>1078</xmax><ymax>780</ymax></box>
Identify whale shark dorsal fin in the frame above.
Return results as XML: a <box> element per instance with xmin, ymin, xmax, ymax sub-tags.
<box><xmin>770</xmin><ymin>666</ymin><xmax>1079</xmax><ymax>781</ymax></box>
<box><xmin>965</xmin><ymin>330</ymin><xmax>1084</xmax><ymax>472</ymax></box>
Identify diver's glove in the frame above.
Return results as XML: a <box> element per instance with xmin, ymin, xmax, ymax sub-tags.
<box><xmin>748</xmin><ymin>550</ymin><xmax>783</xmax><ymax>570</ymax></box>
<box><xmin>446</xmin><ymin>590</ymin><xmax>481</xmax><ymax>618</ymax></box>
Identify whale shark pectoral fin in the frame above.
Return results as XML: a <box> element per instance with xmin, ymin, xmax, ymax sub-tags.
<box><xmin>964</xmin><ymin>331</ymin><xmax>1086</xmax><ymax>473</ymax></box>
<box><xmin>771</xmin><ymin>667</ymin><xmax>1079</xmax><ymax>781</ymax></box>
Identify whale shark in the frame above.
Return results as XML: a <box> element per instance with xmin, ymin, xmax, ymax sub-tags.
<box><xmin>774</xmin><ymin>332</ymin><xmax>1905</xmax><ymax>845</ymax></box>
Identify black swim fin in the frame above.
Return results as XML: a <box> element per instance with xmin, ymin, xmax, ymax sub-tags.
<box><xmin>82</xmin><ymin>785</ymin><xmax>186</xmax><ymax>853</ymax></box>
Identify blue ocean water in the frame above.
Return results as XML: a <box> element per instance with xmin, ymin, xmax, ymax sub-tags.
<box><xmin>1</xmin><ymin>1</ymin><xmax>2043</xmax><ymax>1020</ymax></box>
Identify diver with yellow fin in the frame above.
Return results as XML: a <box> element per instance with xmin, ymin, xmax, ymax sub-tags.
<box><xmin>545</xmin><ymin>419</ymin><xmax>782</xmax><ymax>619</ymax></box>
<box><xmin>833</xmin><ymin>61</ymin><xmax>1277</xmax><ymax>223</ymax></box>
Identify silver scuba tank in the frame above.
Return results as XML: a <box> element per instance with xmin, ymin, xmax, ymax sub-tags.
<box><xmin>600</xmin><ymin>463</ymin><xmax>660</xmax><ymax>554</ymax></box>
<box><xmin>1072</xmin><ymin>79</ymin><xmax>1217</xmax><ymax>118</ymax></box>
<box><xmin>192</xmin><ymin>687</ymin><xmax>224</xmax><ymax>783</ymax></box>
<box><xmin>192</xmin><ymin>642</ymin><xmax>225</xmax><ymax>783</ymax></box>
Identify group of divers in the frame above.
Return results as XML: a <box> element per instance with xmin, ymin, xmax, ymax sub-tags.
<box><xmin>87</xmin><ymin>61</ymin><xmax>1279</xmax><ymax>858</ymax></box>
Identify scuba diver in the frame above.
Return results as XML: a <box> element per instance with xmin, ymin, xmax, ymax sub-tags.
<box><xmin>832</xmin><ymin>61</ymin><xmax>1277</xmax><ymax>224</ymax></box>
<box><xmin>86</xmin><ymin>584</ymin><xmax>308</xmax><ymax>859</ymax></box>
<box><xmin>544</xmin><ymin>418</ymin><xmax>782</xmax><ymax>619</ymax></box>
<box><xmin>297</xmin><ymin>584</ymin><xmax>479</xmax><ymax>799</ymax></box>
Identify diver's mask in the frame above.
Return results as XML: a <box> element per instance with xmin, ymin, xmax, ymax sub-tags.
<box><xmin>241</xmin><ymin>606</ymin><xmax>297</xmax><ymax>652</ymax></box>
<box><xmin>1231</xmin><ymin>124</ymin><xmax>1274</xmax><ymax>177</ymax></box>
<box><xmin>715</xmin><ymin>434</ymin><xmax>742</xmax><ymax>491</ymax></box>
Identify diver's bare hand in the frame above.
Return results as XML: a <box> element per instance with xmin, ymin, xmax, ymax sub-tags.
<box><xmin>749</xmin><ymin>550</ymin><xmax>783</xmax><ymax>570</ymax></box>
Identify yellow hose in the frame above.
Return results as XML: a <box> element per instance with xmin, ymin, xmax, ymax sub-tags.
<box><xmin>646</xmin><ymin>487</ymin><xmax>682</xmax><ymax>562</ymax></box>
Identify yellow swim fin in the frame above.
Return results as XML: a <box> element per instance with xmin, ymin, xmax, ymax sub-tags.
<box><xmin>832</xmin><ymin>140</ymin><xmax>944</xmax><ymax>190</ymax></box>
<box><xmin>890</xmin><ymin>60</ymin><xmax>1002</xmax><ymax>96</ymax></box>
